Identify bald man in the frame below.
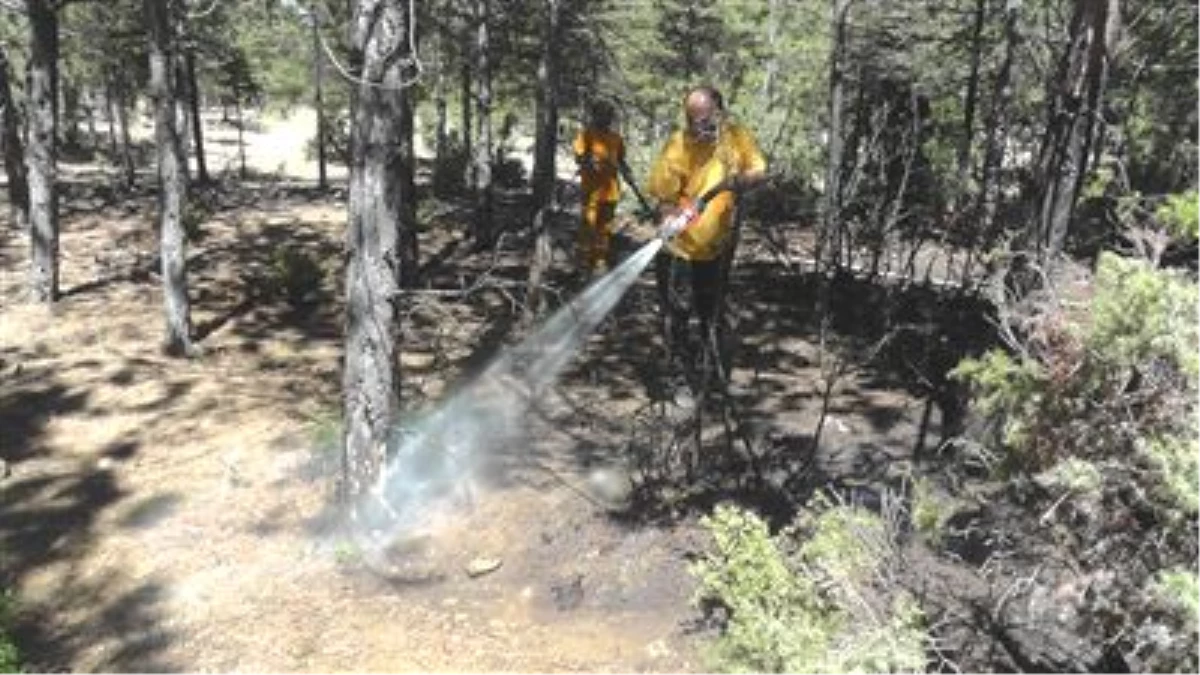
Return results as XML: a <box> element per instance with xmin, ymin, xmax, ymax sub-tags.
<box><xmin>646</xmin><ymin>86</ymin><xmax>767</xmax><ymax>394</ymax></box>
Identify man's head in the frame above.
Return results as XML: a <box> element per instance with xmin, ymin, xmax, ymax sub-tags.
<box><xmin>588</xmin><ymin>100</ymin><xmax>616</xmax><ymax>130</ymax></box>
<box><xmin>684</xmin><ymin>86</ymin><xmax>725</xmax><ymax>144</ymax></box>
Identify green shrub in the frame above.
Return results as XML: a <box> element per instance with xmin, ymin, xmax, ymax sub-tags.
<box><xmin>0</xmin><ymin>590</ymin><xmax>18</xmax><ymax>673</ymax></box>
<box><xmin>690</xmin><ymin>501</ymin><xmax>926</xmax><ymax>673</ymax></box>
<box><xmin>1154</xmin><ymin>569</ymin><xmax>1200</xmax><ymax>626</ymax></box>
<box><xmin>267</xmin><ymin>246</ymin><xmax>324</xmax><ymax>308</ymax></box>
<box><xmin>952</xmin><ymin>252</ymin><xmax>1198</xmax><ymax>483</ymax></box>
<box><xmin>1155</xmin><ymin>192</ymin><xmax>1199</xmax><ymax>242</ymax></box>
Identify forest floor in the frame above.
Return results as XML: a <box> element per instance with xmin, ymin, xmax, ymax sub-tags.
<box><xmin>0</xmin><ymin>110</ymin><xmax>974</xmax><ymax>671</ymax></box>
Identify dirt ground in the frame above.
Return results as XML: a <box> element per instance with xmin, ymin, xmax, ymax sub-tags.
<box><xmin>0</xmin><ymin>110</ymin><xmax>955</xmax><ymax>672</ymax></box>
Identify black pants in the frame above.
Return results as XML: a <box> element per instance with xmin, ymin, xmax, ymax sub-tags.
<box><xmin>655</xmin><ymin>246</ymin><xmax>735</xmax><ymax>392</ymax></box>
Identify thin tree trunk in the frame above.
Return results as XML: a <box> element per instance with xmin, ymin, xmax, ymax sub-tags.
<box><xmin>104</xmin><ymin>77</ymin><xmax>119</xmax><ymax>160</ymax></box>
<box><xmin>26</xmin><ymin>0</ymin><xmax>59</xmax><ymax>302</ymax></box>
<box><xmin>974</xmin><ymin>1</ymin><xmax>1020</xmax><ymax>257</ymax></box>
<box><xmin>341</xmin><ymin>0</ymin><xmax>410</xmax><ymax>518</ymax></box>
<box><xmin>525</xmin><ymin>0</ymin><xmax>561</xmax><ymax>325</ymax></box>
<box><xmin>311</xmin><ymin>7</ymin><xmax>327</xmax><ymax>189</ymax></box>
<box><xmin>956</xmin><ymin>0</ymin><xmax>987</xmax><ymax>200</ymax></box>
<box><xmin>433</xmin><ymin>30</ymin><xmax>449</xmax><ymax>195</ymax></box>
<box><xmin>760</xmin><ymin>0</ymin><xmax>779</xmax><ymax>111</ymax></box>
<box><xmin>471</xmin><ymin>0</ymin><xmax>493</xmax><ymax>247</ymax></box>
<box><xmin>185</xmin><ymin>44</ymin><xmax>208</xmax><ymax>185</ymax></box>
<box><xmin>817</xmin><ymin>0</ymin><xmax>851</xmax><ymax>275</ymax></box>
<box><xmin>147</xmin><ymin>0</ymin><xmax>193</xmax><ymax>356</ymax></box>
<box><xmin>0</xmin><ymin>46</ymin><xmax>29</xmax><ymax>239</ymax></box>
<box><xmin>459</xmin><ymin>30</ymin><xmax>473</xmax><ymax>190</ymax></box>
<box><xmin>116</xmin><ymin>79</ymin><xmax>136</xmax><ymax>187</ymax></box>
<box><xmin>235</xmin><ymin>84</ymin><xmax>246</xmax><ymax>179</ymax></box>
<box><xmin>397</xmin><ymin>37</ymin><xmax>419</xmax><ymax>288</ymax></box>
<box><xmin>530</xmin><ymin>0</ymin><xmax>560</xmax><ymax>213</ymax></box>
<box><xmin>1031</xmin><ymin>0</ymin><xmax>1121</xmax><ymax>264</ymax></box>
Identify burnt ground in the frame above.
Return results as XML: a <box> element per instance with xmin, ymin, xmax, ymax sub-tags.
<box><xmin>0</xmin><ymin>155</ymin><xmax>1033</xmax><ymax>672</ymax></box>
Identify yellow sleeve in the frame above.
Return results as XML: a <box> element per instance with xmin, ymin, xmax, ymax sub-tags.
<box><xmin>646</xmin><ymin>131</ymin><xmax>686</xmax><ymax>204</ymax></box>
<box><xmin>731</xmin><ymin>125</ymin><xmax>767</xmax><ymax>174</ymax></box>
<box><xmin>572</xmin><ymin>131</ymin><xmax>586</xmax><ymax>158</ymax></box>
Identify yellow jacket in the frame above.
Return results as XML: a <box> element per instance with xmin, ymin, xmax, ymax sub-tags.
<box><xmin>646</xmin><ymin>120</ymin><xmax>767</xmax><ymax>261</ymax></box>
<box><xmin>573</xmin><ymin>128</ymin><xmax>624</xmax><ymax>205</ymax></box>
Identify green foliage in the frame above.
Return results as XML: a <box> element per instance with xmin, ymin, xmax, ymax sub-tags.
<box><xmin>0</xmin><ymin>590</ymin><xmax>18</xmax><ymax>673</ymax></box>
<box><xmin>1143</xmin><ymin>434</ymin><xmax>1200</xmax><ymax>514</ymax></box>
<box><xmin>909</xmin><ymin>476</ymin><xmax>948</xmax><ymax>544</ymax></box>
<box><xmin>1090</xmin><ymin>252</ymin><xmax>1199</xmax><ymax>380</ymax></box>
<box><xmin>1155</xmin><ymin>192</ymin><xmax>1199</xmax><ymax>242</ymax></box>
<box><xmin>954</xmin><ymin>252</ymin><xmax>1198</xmax><ymax>477</ymax></box>
<box><xmin>266</xmin><ymin>246</ymin><xmax>325</xmax><ymax>308</ymax></box>
<box><xmin>1154</xmin><ymin>569</ymin><xmax>1200</xmax><ymax>627</ymax></box>
<box><xmin>690</xmin><ymin>501</ymin><xmax>926</xmax><ymax>673</ymax></box>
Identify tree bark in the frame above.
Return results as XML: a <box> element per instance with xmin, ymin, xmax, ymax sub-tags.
<box><xmin>1031</xmin><ymin>0</ymin><xmax>1121</xmax><ymax>264</ymax></box>
<box><xmin>0</xmin><ymin>46</ymin><xmax>29</xmax><ymax>240</ymax></box>
<box><xmin>26</xmin><ymin>0</ymin><xmax>59</xmax><ymax>302</ymax></box>
<box><xmin>311</xmin><ymin>7</ymin><xmax>327</xmax><ymax>189</ymax></box>
<box><xmin>459</xmin><ymin>33</ymin><xmax>473</xmax><ymax>190</ymax></box>
<box><xmin>185</xmin><ymin>40</ymin><xmax>208</xmax><ymax>185</ymax></box>
<box><xmin>956</xmin><ymin>0</ymin><xmax>987</xmax><ymax>197</ymax></box>
<box><xmin>115</xmin><ymin>78</ymin><xmax>136</xmax><ymax>188</ymax></box>
<box><xmin>525</xmin><ymin>0</ymin><xmax>561</xmax><ymax>325</ymax></box>
<box><xmin>471</xmin><ymin>0</ymin><xmax>493</xmax><ymax>247</ymax></box>
<box><xmin>341</xmin><ymin>0</ymin><xmax>411</xmax><ymax>518</ymax></box>
<box><xmin>817</xmin><ymin>0</ymin><xmax>852</xmax><ymax>274</ymax></box>
<box><xmin>147</xmin><ymin>0</ymin><xmax>193</xmax><ymax>356</ymax></box>
<box><xmin>530</xmin><ymin>0</ymin><xmax>560</xmax><ymax>214</ymax></box>
<box><xmin>976</xmin><ymin>1</ymin><xmax>1020</xmax><ymax>250</ymax></box>
<box><xmin>432</xmin><ymin>27</ymin><xmax>449</xmax><ymax>195</ymax></box>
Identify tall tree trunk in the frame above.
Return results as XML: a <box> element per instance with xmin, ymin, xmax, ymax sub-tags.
<box><xmin>116</xmin><ymin>79</ymin><xmax>136</xmax><ymax>188</ymax></box>
<box><xmin>147</xmin><ymin>0</ymin><xmax>193</xmax><ymax>356</ymax></box>
<box><xmin>525</xmin><ymin>0</ymin><xmax>561</xmax><ymax>325</ymax></box>
<box><xmin>341</xmin><ymin>0</ymin><xmax>411</xmax><ymax>517</ymax></box>
<box><xmin>530</xmin><ymin>0</ymin><xmax>560</xmax><ymax>213</ymax></box>
<box><xmin>235</xmin><ymin>84</ymin><xmax>246</xmax><ymax>179</ymax></box>
<box><xmin>1031</xmin><ymin>0</ymin><xmax>1121</xmax><ymax>264</ymax></box>
<box><xmin>459</xmin><ymin>28</ymin><xmax>473</xmax><ymax>190</ymax></box>
<box><xmin>185</xmin><ymin>42</ymin><xmax>208</xmax><ymax>185</ymax></box>
<box><xmin>0</xmin><ymin>47</ymin><xmax>29</xmax><ymax>239</ymax></box>
<box><xmin>432</xmin><ymin>29</ymin><xmax>449</xmax><ymax>195</ymax></box>
<box><xmin>760</xmin><ymin>0</ymin><xmax>779</xmax><ymax>110</ymax></box>
<box><xmin>26</xmin><ymin>0</ymin><xmax>59</xmax><ymax>302</ymax></box>
<box><xmin>976</xmin><ymin>1</ymin><xmax>1020</xmax><ymax>250</ymax></box>
<box><xmin>104</xmin><ymin>77</ymin><xmax>119</xmax><ymax>160</ymax></box>
<box><xmin>471</xmin><ymin>0</ymin><xmax>493</xmax><ymax>247</ymax></box>
<box><xmin>956</xmin><ymin>0</ymin><xmax>987</xmax><ymax>200</ymax></box>
<box><xmin>62</xmin><ymin>79</ymin><xmax>80</xmax><ymax>150</ymax></box>
<box><xmin>817</xmin><ymin>0</ymin><xmax>851</xmax><ymax>275</ymax></box>
<box><xmin>311</xmin><ymin>7</ymin><xmax>328</xmax><ymax>189</ymax></box>
<box><xmin>396</xmin><ymin>35</ymin><xmax>419</xmax><ymax>288</ymax></box>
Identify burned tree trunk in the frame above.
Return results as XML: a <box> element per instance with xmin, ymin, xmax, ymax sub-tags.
<box><xmin>1031</xmin><ymin>0</ymin><xmax>1121</xmax><ymax>264</ymax></box>
<box><xmin>185</xmin><ymin>39</ymin><xmax>208</xmax><ymax>186</ymax></box>
<box><xmin>524</xmin><ymin>0</ymin><xmax>562</xmax><ymax>324</ymax></box>
<box><xmin>471</xmin><ymin>0</ymin><xmax>493</xmax><ymax>248</ymax></box>
<box><xmin>530</xmin><ymin>0</ymin><xmax>560</xmax><ymax>214</ymax></box>
<box><xmin>341</xmin><ymin>0</ymin><xmax>413</xmax><ymax>516</ymax></box>
<box><xmin>26</xmin><ymin>0</ymin><xmax>59</xmax><ymax>302</ymax></box>
<box><xmin>817</xmin><ymin>0</ymin><xmax>852</xmax><ymax>275</ymax></box>
<box><xmin>147</xmin><ymin>0</ymin><xmax>193</xmax><ymax>356</ymax></box>
<box><xmin>311</xmin><ymin>7</ymin><xmax>327</xmax><ymax>190</ymax></box>
<box><xmin>0</xmin><ymin>46</ymin><xmax>29</xmax><ymax>241</ymax></box>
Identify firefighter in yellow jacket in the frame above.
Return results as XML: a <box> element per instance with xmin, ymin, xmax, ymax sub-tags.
<box><xmin>647</xmin><ymin>85</ymin><xmax>767</xmax><ymax>391</ymax></box>
<box><xmin>573</xmin><ymin>100</ymin><xmax>638</xmax><ymax>274</ymax></box>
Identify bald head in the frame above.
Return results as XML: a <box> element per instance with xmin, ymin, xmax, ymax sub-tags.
<box><xmin>685</xmin><ymin>86</ymin><xmax>724</xmax><ymax>143</ymax></box>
